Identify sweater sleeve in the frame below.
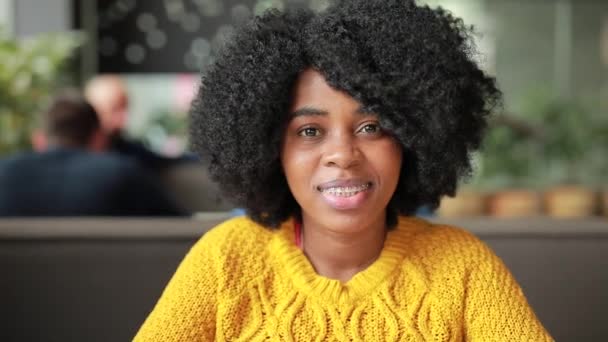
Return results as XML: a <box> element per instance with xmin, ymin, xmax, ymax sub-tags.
<box><xmin>133</xmin><ymin>232</ymin><xmax>219</xmax><ymax>341</ymax></box>
<box><xmin>462</xmin><ymin>236</ymin><xmax>554</xmax><ymax>341</ymax></box>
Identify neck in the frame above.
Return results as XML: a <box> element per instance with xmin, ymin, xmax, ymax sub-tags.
<box><xmin>300</xmin><ymin>212</ymin><xmax>387</xmax><ymax>283</ymax></box>
<box><xmin>45</xmin><ymin>138</ymin><xmax>84</xmax><ymax>150</ymax></box>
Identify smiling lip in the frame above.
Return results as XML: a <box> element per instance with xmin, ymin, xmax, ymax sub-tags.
<box><xmin>317</xmin><ymin>179</ymin><xmax>372</xmax><ymax>191</ymax></box>
<box><xmin>316</xmin><ymin>179</ymin><xmax>373</xmax><ymax>210</ymax></box>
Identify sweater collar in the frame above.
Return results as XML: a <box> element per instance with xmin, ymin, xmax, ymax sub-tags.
<box><xmin>270</xmin><ymin>216</ymin><xmax>428</xmax><ymax>304</ymax></box>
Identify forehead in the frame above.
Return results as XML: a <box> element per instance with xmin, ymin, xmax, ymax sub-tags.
<box><xmin>290</xmin><ymin>69</ymin><xmax>364</xmax><ymax>114</ymax></box>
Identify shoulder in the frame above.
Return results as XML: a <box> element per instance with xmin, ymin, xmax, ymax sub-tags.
<box><xmin>0</xmin><ymin>153</ymin><xmax>29</xmax><ymax>169</ymax></box>
<box><xmin>0</xmin><ymin>151</ymin><xmax>47</xmax><ymax>166</ymax></box>
<box><xmin>111</xmin><ymin>136</ymin><xmax>183</xmax><ymax>167</ymax></box>
<box><xmin>189</xmin><ymin>216</ymin><xmax>275</xmax><ymax>262</ymax></box>
<box><xmin>396</xmin><ymin>216</ymin><xmax>496</xmax><ymax>267</ymax></box>
<box><xmin>81</xmin><ymin>151</ymin><xmax>139</xmax><ymax>169</ymax></box>
<box><xmin>179</xmin><ymin>216</ymin><xmax>275</xmax><ymax>289</ymax></box>
<box><xmin>0</xmin><ymin>154</ymin><xmax>30</xmax><ymax>184</ymax></box>
<box><xmin>0</xmin><ymin>152</ymin><xmax>55</xmax><ymax>176</ymax></box>
<box><xmin>400</xmin><ymin>216</ymin><xmax>485</xmax><ymax>246</ymax></box>
<box><xmin>201</xmin><ymin>215</ymin><xmax>274</xmax><ymax>241</ymax></box>
<box><xmin>73</xmin><ymin>153</ymin><xmax>148</xmax><ymax>182</ymax></box>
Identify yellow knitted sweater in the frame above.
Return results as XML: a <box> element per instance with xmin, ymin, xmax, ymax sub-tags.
<box><xmin>134</xmin><ymin>216</ymin><xmax>553</xmax><ymax>341</ymax></box>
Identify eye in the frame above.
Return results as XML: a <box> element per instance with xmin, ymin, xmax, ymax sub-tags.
<box><xmin>358</xmin><ymin>122</ymin><xmax>382</xmax><ymax>134</ymax></box>
<box><xmin>298</xmin><ymin>127</ymin><xmax>321</xmax><ymax>137</ymax></box>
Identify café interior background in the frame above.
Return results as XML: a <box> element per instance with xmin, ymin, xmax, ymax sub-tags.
<box><xmin>1</xmin><ymin>0</ymin><xmax>607</xmax><ymax>217</ymax></box>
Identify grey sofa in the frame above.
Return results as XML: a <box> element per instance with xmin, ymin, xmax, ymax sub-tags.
<box><xmin>1</xmin><ymin>215</ymin><xmax>606</xmax><ymax>341</ymax></box>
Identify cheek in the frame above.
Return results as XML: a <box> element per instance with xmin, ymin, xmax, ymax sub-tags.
<box><xmin>281</xmin><ymin>151</ymin><xmax>318</xmax><ymax>207</ymax></box>
<box><xmin>371</xmin><ymin>140</ymin><xmax>403</xmax><ymax>184</ymax></box>
<box><xmin>281</xmin><ymin>142</ymin><xmax>315</xmax><ymax>185</ymax></box>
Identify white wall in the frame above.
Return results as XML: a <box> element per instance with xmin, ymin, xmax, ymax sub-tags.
<box><xmin>13</xmin><ymin>0</ymin><xmax>70</xmax><ymax>37</ymax></box>
<box><xmin>0</xmin><ymin>0</ymin><xmax>14</xmax><ymax>35</ymax></box>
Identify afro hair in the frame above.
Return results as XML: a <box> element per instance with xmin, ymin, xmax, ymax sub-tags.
<box><xmin>190</xmin><ymin>0</ymin><xmax>501</xmax><ymax>228</ymax></box>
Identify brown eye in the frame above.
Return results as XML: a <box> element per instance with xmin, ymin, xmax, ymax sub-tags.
<box><xmin>298</xmin><ymin>127</ymin><xmax>321</xmax><ymax>137</ymax></box>
<box><xmin>358</xmin><ymin>123</ymin><xmax>381</xmax><ymax>134</ymax></box>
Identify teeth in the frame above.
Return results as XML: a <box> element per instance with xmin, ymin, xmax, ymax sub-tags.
<box><xmin>321</xmin><ymin>183</ymin><xmax>370</xmax><ymax>196</ymax></box>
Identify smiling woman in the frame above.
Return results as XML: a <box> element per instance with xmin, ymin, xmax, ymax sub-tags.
<box><xmin>134</xmin><ymin>0</ymin><xmax>553</xmax><ymax>340</ymax></box>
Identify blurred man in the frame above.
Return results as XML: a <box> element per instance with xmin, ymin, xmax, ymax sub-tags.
<box><xmin>0</xmin><ymin>92</ymin><xmax>184</xmax><ymax>216</ymax></box>
<box><xmin>84</xmin><ymin>74</ymin><xmax>234</xmax><ymax>213</ymax></box>
<box><xmin>83</xmin><ymin>74</ymin><xmax>129</xmax><ymax>136</ymax></box>
<box><xmin>85</xmin><ymin>74</ymin><xmax>196</xmax><ymax>170</ymax></box>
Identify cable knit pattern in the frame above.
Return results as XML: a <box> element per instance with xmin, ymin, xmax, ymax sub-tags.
<box><xmin>134</xmin><ymin>216</ymin><xmax>553</xmax><ymax>341</ymax></box>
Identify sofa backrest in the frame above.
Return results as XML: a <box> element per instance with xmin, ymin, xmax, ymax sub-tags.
<box><xmin>1</xmin><ymin>215</ymin><xmax>606</xmax><ymax>342</ymax></box>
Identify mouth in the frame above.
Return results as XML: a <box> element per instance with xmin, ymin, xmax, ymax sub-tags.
<box><xmin>316</xmin><ymin>179</ymin><xmax>374</xmax><ymax>210</ymax></box>
<box><xmin>316</xmin><ymin>182</ymin><xmax>372</xmax><ymax>197</ymax></box>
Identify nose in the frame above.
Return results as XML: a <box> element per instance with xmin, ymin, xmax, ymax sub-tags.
<box><xmin>322</xmin><ymin>133</ymin><xmax>361</xmax><ymax>169</ymax></box>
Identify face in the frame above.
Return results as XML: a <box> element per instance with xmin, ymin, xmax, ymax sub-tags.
<box><xmin>87</xmin><ymin>79</ymin><xmax>129</xmax><ymax>134</ymax></box>
<box><xmin>281</xmin><ymin>69</ymin><xmax>403</xmax><ymax>234</ymax></box>
<box><xmin>97</xmin><ymin>89</ymin><xmax>128</xmax><ymax>134</ymax></box>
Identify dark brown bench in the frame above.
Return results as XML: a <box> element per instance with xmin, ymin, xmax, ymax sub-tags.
<box><xmin>1</xmin><ymin>215</ymin><xmax>606</xmax><ymax>341</ymax></box>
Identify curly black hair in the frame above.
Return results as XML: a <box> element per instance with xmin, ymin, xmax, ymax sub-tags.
<box><xmin>190</xmin><ymin>0</ymin><xmax>501</xmax><ymax>228</ymax></box>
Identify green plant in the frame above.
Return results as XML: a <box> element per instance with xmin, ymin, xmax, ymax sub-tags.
<box><xmin>472</xmin><ymin>114</ymin><xmax>545</xmax><ymax>190</ymax></box>
<box><xmin>137</xmin><ymin>107</ymin><xmax>189</xmax><ymax>156</ymax></box>
<box><xmin>473</xmin><ymin>89</ymin><xmax>607</xmax><ymax>189</ymax></box>
<box><xmin>523</xmin><ymin>92</ymin><xmax>601</xmax><ymax>186</ymax></box>
<box><xmin>577</xmin><ymin>100</ymin><xmax>608</xmax><ymax>187</ymax></box>
<box><xmin>0</xmin><ymin>27</ymin><xmax>83</xmax><ymax>155</ymax></box>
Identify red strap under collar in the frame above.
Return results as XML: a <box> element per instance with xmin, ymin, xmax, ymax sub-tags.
<box><xmin>294</xmin><ymin>220</ymin><xmax>302</xmax><ymax>249</ymax></box>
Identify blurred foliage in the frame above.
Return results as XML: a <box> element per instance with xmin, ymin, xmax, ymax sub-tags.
<box><xmin>138</xmin><ymin>107</ymin><xmax>188</xmax><ymax>156</ymax></box>
<box><xmin>473</xmin><ymin>116</ymin><xmax>544</xmax><ymax>189</ymax></box>
<box><xmin>0</xmin><ymin>27</ymin><xmax>83</xmax><ymax>155</ymax></box>
<box><xmin>474</xmin><ymin>89</ymin><xmax>608</xmax><ymax>189</ymax></box>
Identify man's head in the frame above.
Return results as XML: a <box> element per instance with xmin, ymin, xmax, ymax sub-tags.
<box><xmin>32</xmin><ymin>91</ymin><xmax>106</xmax><ymax>151</ymax></box>
<box><xmin>84</xmin><ymin>74</ymin><xmax>129</xmax><ymax>135</ymax></box>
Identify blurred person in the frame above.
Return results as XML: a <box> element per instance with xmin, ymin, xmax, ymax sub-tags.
<box><xmin>0</xmin><ymin>91</ymin><xmax>184</xmax><ymax>216</ymax></box>
<box><xmin>85</xmin><ymin>74</ymin><xmax>234</xmax><ymax>213</ymax></box>
<box><xmin>84</xmin><ymin>74</ymin><xmax>196</xmax><ymax>170</ymax></box>
<box><xmin>83</xmin><ymin>74</ymin><xmax>128</xmax><ymax>135</ymax></box>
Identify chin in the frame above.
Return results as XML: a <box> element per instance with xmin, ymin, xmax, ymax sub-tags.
<box><xmin>315</xmin><ymin>208</ymin><xmax>383</xmax><ymax>233</ymax></box>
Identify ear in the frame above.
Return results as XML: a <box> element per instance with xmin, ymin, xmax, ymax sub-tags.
<box><xmin>30</xmin><ymin>130</ymin><xmax>48</xmax><ymax>152</ymax></box>
<box><xmin>88</xmin><ymin>128</ymin><xmax>109</xmax><ymax>152</ymax></box>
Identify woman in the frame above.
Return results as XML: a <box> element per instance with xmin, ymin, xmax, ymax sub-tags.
<box><xmin>135</xmin><ymin>0</ymin><xmax>552</xmax><ymax>340</ymax></box>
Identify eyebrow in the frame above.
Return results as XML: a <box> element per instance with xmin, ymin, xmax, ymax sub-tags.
<box><xmin>289</xmin><ymin>107</ymin><xmax>328</xmax><ymax>118</ymax></box>
<box><xmin>289</xmin><ymin>105</ymin><xmax>374</xmax><ymax>118</ymax></box>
